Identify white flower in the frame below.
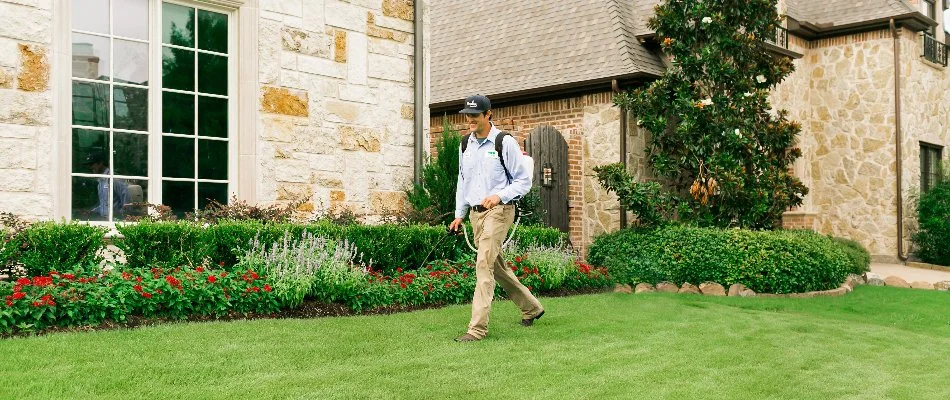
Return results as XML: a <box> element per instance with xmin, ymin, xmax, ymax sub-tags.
<box><xmin>756</xmin><ymin>75</ymin><xmax>767</xmax><ymax>83</ymax></box>
<box><xmin>734</xmin><ymin>129</ymin><xmax>742</xmax><ymax>138</ymax></box>
<box><xmin>636</xmin><ymin>119</ymin><xmax>643</xmax><ymax>126</ymax></box>
<box><xmin>202</xmin><ymin>223</ymin><xmax>210</xmax><ymax>229</ymax></box>
<box><xmin>702</xmin><ymin>17</ymin><xmax>712</xmax><ymax>24</ymax></box>
<box><xmin>743</xmin><ymin>92</ymin><xmax>753</xmax><ymax>97</ymax></box>
<box><xmin>700</xmin><ymin>98</ymin><xmax>713</xmax><ymax>106</ymax></box>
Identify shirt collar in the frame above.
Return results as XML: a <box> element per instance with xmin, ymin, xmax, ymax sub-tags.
<box><xmin>471</xmin><ymin>123</ymin><xmax>501</xmax><ymax>144</ymax></box>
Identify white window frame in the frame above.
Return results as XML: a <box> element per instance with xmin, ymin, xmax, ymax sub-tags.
<box><xmin>53</xmin><ymin>0</ymin><xmax>258</xmax><ymax>223</ymax></box>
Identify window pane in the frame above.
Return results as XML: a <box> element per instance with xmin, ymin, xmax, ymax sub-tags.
<box><xmin>113</xmin><ymin>86</ymin><xmax>148</xmax><ymax>131</ymax></box>
<box><xmin>198</xmin><ymin>96</ymin><xmax>227</xmax><ymax>138</ymax></box>
<box><xmin>114</xmin><ymin>0</ymin><xmax>149</xmax><ymax>40</ymax></box>
<box><xmin>115</xmin><ymin>179</ymin><xmax>149</xmax><ymax>221</ymax></box>
<box><xmin>163</xmin><ymin>2</ymin><xmax>195</xmax><ymax>47</ymax></box>
<box><xmin>198</xmin><ymin>53</ymin><xmax>227</xmax><ymax>95</ymax></box>
<box><xmin>198</xmin><ymin>139</ymin><xmax>227</xmax><ymax>180</ymax></box>
<box><xmin>198</xmin><ymin>182</ymin><xmax>228</xmax><ymax>210</ymax></box>
<box><xmin>72</xmin><ymin>33</ymin><xmax>110</xmax><ymax>80</ymax></box>
<box><xmin>72</xmin><ymin>0</ymin><xmax>109</xmax><ymax>34</ymax></box>
<box><xmin>163</xmin><ymin>136</ymin><xmax>195</xmax><ymax>178</ymax></box>
<box><xmin>198</xmin><ymin>9</ymin><xmax>228</xmax><ymax>53</ymax></box>
<box><xmin>72</xmin><ymin>81</ymin><xmax>110</xmax><ymax>128</ymax></box>
<box><xmin>162</xmin><ymin>180</ymin><xmax>195</xmax><ymax>218</ymax></box>
<box><xmin>72</xmin><ymin>176</ymin><xmax>107</xmax><ymax>221</ymax></box>
<box><xmin>114</xmin><ymin>132</ymin><xmax>149</xmax><ymax>177</ymax></box>
<box><xmin>162</xmin><ymin>92</ymin><xmax>194</xmax><ymax>134</ymax></box>
<box><xmin>71</xmin><ymin>128</ymin><xmax>109</xmax><ymax>173</ymax></box>
<box><xmin>114</xmin><ymin>39</ymin><xmax>149</xmax><ymax>85</ymax></box>
<box><xmin>162</xmin><ymin>47</ymin><xmax>195</xmax><ymax>91</ymax></box>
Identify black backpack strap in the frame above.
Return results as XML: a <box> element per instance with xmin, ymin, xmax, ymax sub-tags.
<box><xmin>495</xmin><ymin>132</ymin><xmax>513</xmax><ymax>184</ymax></box>
<box><xmin>460</xmin><ymin>133</ymin><xmax>471</xmax><ymax>154</ymax></box>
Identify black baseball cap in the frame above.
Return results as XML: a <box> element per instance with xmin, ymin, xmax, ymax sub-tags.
<box><xmin>459</xmin><ymin>94</ymin><xmax>491</xmax><ymax>114</ymax></box>
<box><xmin>82</xmin><ymin>150</ymin><xmax>107</xmax><ymax>165</ymax></box>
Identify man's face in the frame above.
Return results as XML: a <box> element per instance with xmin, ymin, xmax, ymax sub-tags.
<box><xmin>465</xmin><ymin>111</ymin><xmax>491</xmax><ymax>134</ymax></box>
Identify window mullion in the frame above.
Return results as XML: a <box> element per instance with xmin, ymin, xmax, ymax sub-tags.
<box><xmin>151</xmin><ymin>0</ymin><xmax>163</xmax><ymax>207</ymax></box>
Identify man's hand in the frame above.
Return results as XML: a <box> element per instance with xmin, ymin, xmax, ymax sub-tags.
<box><xmin>480</xmin><ymin>194</ymin><xmax>502</xmax><ymax>209</ymax></box>
<box><xmin>448</xmin><ymin>218</ymin><xmax>464</xmax><ymax>233</ymax></box>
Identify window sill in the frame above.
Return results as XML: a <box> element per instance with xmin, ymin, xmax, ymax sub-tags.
<box><xmin>919</xmin><ymin>56</ymin><xmax>948</xmax><ymax>71</ymax></box>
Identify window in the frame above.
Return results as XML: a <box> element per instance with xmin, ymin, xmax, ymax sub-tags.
<box><xmin>69</xmin><ymin>0</ymin><xmax>233</xmax><ymax>221</ymax></box>
<box><xmin>921</xmin><ymin>143</ymin><xmax>944</xmax><ymax>193</ymax></box>
<box><xmin>925</xmin><ymin>0</ymin><xmax>937</xmax><ymax>36</ymax></box>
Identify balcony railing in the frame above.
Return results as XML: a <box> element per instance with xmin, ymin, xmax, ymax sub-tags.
<box><xmin>922</xmin><ymin>33</ymin><xmax>949</xmax><ymax>67</ymax></box>
<box><xmin>764</xmin><ymin>25</ymin><xmax>789</xmax><ymax>49</ymax></box>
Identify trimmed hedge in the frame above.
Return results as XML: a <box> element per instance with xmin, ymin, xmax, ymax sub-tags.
<box><xmin>588</xmin><ymin>226</ymin><xmax>852</xmax><ymax>294</ymax></box>
<box><xmin>2</xmin><ymin>222</ymin><xmax>107</xmax><ymax>276</ymax></box>
<box><xmin>913</xmin><ymin>179</ymin><xmax>950</xmax><ymax>266</ymax></box>
<box><xmin>829</xmin><ymin>236</ymin><xmax>871</xmax><ymax>275</ymax></box>
<box><xmin>116</xmin><ymin>220</ymin><xmax>568</xmax><ymax>274</ymax></box>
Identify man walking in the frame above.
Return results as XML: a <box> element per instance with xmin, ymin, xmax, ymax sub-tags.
<box><xmin>449</xmin><ymin>94</ymin><xmax>544</xmax><ymax>342</ymax></box>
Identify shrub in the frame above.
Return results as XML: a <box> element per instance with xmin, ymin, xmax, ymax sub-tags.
<box><xmin>588</xmin><ymin>226</ymin><xmax>851</xmax><ymax>293</ymax></box>
<box><xmin>406</xmin><ymin>119</ymin><xmax>463</xmax><ymax>225</ymax></box>
<box><xmin>506</xmin><ymin>243</ymin><xmax>575</xmax><ymax>291</ymax></box>
<box><xmin>516</xmin><ymin>187</ymin><xmax>547</xmax><ymax>227</ymax></box>
<box><xmin>829</xmin><ymin>236</ymin><xmax>871</xmax><ymax>275</ymax></box>
<box><xmin>115</xmin><ymin>221</ymin><xmax>210</xmax><ymax>269</ymax></box>
<box><xmin>913</xmin><ymin>175</ymin><xmax>950</xmax><ymax>266</ymax></box>
<box><xmin>3</xmin><ymin>221</ymin><xmax>107</xmax><ymax>277</ymax></box>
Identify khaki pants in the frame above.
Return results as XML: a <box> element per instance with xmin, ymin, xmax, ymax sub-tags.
<box><xmin>467</xmin><ymin>204</ymin><xmax>544</xmax><ymax>339</ymax></box>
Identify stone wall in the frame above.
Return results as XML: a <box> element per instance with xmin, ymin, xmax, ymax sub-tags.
<box><xmin>771</xmin><ymin>28</ymin><xmax>950</xmax><ymax>259</ymax></box>
<box><xmin>430</xmin><ymin>92</ymin><xmax>650</xmax><ymax>255</ymax></box>
<box><xmin>259</xmin><ymin>0</ymin><xmax>422</xmax><ymax>216</ymax></box>
<box><xmin>0</xmin><ymin>0</ymin><xmax>53</xmax><ymax>219</ymax></box>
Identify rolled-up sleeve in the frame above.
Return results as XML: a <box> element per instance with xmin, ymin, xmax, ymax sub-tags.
<box><xmin>496</xmin><ymin>136</ymin><xmax>532</xmax><ymax>203</ymax></box>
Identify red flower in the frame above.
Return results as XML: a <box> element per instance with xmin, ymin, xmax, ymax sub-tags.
<box><xmin>515</xmin><ymin>256</ymin><xmax>522</xmax><ymax>263</ymax></box>
<box><xmin>400</xmin><ymin>283</ymin><xmax>407</xmax><ymax>289</ymax></box>
<box><xmin>4</xmin><ymin>300</ymin><xmax>11</xmax><ymax>307</ymax></box>
<box><xmin>196</xmin><ymin>266</ymin><xmax>205</xmax><ymax>273</ymax></box>
<box><xmin>142</xmin><ymin>292</ymin><xmax>152</xmax><ymax>299</ymax></box>
<box><xmin>165</xmin><ymin>275</ymin><xmax>181</xmax><ymax>287</ymax></box>
<box><xmin>220</xmin><ymin>271</ymin><xmax>228</xmax><ymax>278</ymax></box>
<box><xmin>16</xmin><ymin>277</ymin><xmax>30</xmax><ymax>286</ymax></box>
<box><xmin>32</xmin><ymin>301</ymin><xmax>42</xmax><ymax>307</ymax></box>
<box><xmin>133</xmin><ymin>284</ymin><xmax>143</xmax><ymax>292</ymax></box>
<box><xmin>522</xmin><ymin>267</ymin><xmax>530</xmax><ymax>274</ymax></box>
<box><xmin>463</xmin><ymin>273</ymin><xmax>468</xmax><ymax>278</ymax></box>
<box><xmin>219</xmin><ymin>261</ymin><xmax>225</xmax><ymax>267</ymax></box>
<box><xmin>40</xmin><ymin>294</ymin><xmax>55</xmax><ymax>306</ymax></box>
<box><xmin>263</xmin><ymin>284</ymin><xmax>272</xmax><ymax>292</ymax></box>
<box><xmin>527</xmin><ymin>286</ymin><xmax>533</xmax><ymax>291</ymax></box>
<box><xmin>32</xmin><ymin>276</ymin><xmax>53</xmax><ymax>287</ymax></box>
<box><xmin>511</xmin><ymin>266</ymin><xmax>517</xmax><ymax>272</ymax></box>
<box><xmin>13</xmin><ymin>285</ymin><xmax>22</xmax><ymax>293</ymax></box>
<box><xmin>396</xmin><ymin>267</ymin><xmax>403</xmax><ymax>273</ymax></box>
<box><xmin>532</xmin><ymin>268</ymin><xmax>539</xmax><ymax>274</ymax></box>
<box><xmin>62</xmin><ymin>273</ymin><xmax>76</xmax><ymax>280</ymax></box>
<box><xmin>207</xmin><ymin>275</ymin><xmax>217</xmax><ymax>283</ymax></box>
<box><xmin>12</xmin><ymin>292</ymin><xmax>25</xmax><ymax>300</ymax></box>
<box><xmin>136</xmin><ymin>276</ymin><xmax>143</xmax><ymax>283</ymax></box>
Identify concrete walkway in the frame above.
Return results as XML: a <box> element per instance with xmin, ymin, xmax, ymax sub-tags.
<box><xmin>869</xmin><ymin>263</ymin><xmax>950</xmax><ymax>284</ymax></box>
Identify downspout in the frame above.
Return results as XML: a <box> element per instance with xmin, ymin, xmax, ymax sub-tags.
<box><xmin>613</xmin><ymin>79</ymin><xmax>628</xmax><ymax>229</ymax></box>
<box><xmin>413</xmin><ymin>0</ymin><xmax>425</xmax><ymax>184</ymax></box>
<box><xmin>890</xmin><ymin>19</ymin><xmax>909</xmax><ymax>262</ymax></box>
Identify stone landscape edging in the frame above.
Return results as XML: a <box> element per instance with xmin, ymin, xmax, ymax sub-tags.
<box><xmin>612</xmin><ymin>273</ymin><xmax>950</xmax><ymax>297</ymax></box>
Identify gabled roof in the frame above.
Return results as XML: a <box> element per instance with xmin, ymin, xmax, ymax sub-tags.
<box><xmin>430</xmin><ymin>0</ymin><xmax>665</xmax><ymax>109</ymax></box>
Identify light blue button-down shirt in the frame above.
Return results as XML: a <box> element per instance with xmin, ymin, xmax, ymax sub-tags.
<box><xmin>455</xmin><ymin>124</ymin><xmax>532</xmax><ymax>219</ymax></box>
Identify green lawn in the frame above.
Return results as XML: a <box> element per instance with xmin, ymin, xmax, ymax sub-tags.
<box><xmin>2</xmin><ymin>286</ymin><xmax>948</xmax><ymax>399</ymax></box>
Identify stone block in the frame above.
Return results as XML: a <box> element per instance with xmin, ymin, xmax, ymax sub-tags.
<box><xmin>302</xmin><ymin>0</ymin><xmax>326</xmax><ymax>30</ymax></box>
<box><xmin>613</xmin><ymin>284</ymin><xmax>633</xmax><ymax>294</ymax></box>
<box><xmin>699</xmin><ymin>282</ymin><xmax>726</xmax><ymax>296</ymax></box>
<box><xmin>274</xmin><ymin>159</ymin><xmax>310</xmax><ymax>183</ymax></box>
<box><xmin>909</xmin><ymin>281</ymin><xmax>933</xmax><ymax>290</ymax></box>
<box><xmin>261</xmin><ymin>115</ymin><xmax>296</xmax><ymax>143</ymax></box>
<box><xmin>324</xmin><ymin>100</ymin><xmax>361</xmax><ymax>123</ymax></box>
<box><xmin>656</xmin><ymin>282</ymin><xmax>678</xmax><ymax>293</ymax></box>
<box><xmin>368</xmin><ymin>190</ymin><xmax>405</xmax><ymax>214</ymax></box>
<box><xmin>0</xmin><ymin>66</ymin><xmax>13</xmax><ymax>88</ymax></box>
<box><xmin>634</xmin><ymin>283</ymin><xmax>655</xmax><ymax>294</ymax></box>
<box><xmin>339</xmin><ymin>84</ymin><xmax>376</xmax><ymax>104</ymax></box>
<box><xmin>934</xmin><ymin>281</ymin><xmax>950</xmax><ymax>291</ymax></box>
<box><xmin>0</xmin><ymin>90</ymin><xmax>51</xmax><ymax>126</ymax></box>
<box><xmin>367</xmin><ymin>53</ymin><xmax>409</xmax><ymax>82</ymax></box>
<box><xmin>0</xmin><ymin>192</ymin><xmax>50</xmax><ymax>218</ymax></box>
<box><xmin>382</xmin><ymin>0</ymin><xmax>413</xmax><ymax>21</ymax></box>
<box><xmin>678</xmin><ymin>283</ymin><xmax>700</xmax><ymax>294</ymax></box>
<box><xmin>883</xmin><ymin>276</ymin><xmax>910</xmax><ymax>288</ymax></box>
<box><xmin>0</xmin><ymin>168</ymin><xmax>34</xmax><ymax>191</ymax></box>
<box><xmin>728</xmin><ymin>283</ymin><xmax>748</xmax><ymax>296</ymax></box>
<box><xmin>262</xmin><ymin>0</ymin><xmax>303</xmax><ymax>17</ymax></box>
<box><xmin>0</xmin><ymin>3</ymin><xmax>51</xmax><ymax>43</ymax></box>
<box><xmin>260</xmin><ymin>87</ymin><xmax>309</xmax><ymax>117</ymax></box>
<box><xmin>334</xmin><ymin>30</ymin><xmax>347</xmax><ymax>63</ymax></box>
<box><xmin>325</xmin><ymin>1</ymin><xmax>366</xmax><ymax>32</ymax></box>
<box><xmin>258</xmin><ymin>20</ymin><xmax>281</xmax><ymax>84</ymax></box>
<box><xmin>297</xmin><ymin>54</ymin><xmax>346</xmax><ymax>79</ymax></box>
<box><xmin>275</xmin><ymin>182</ymin><xmax>312</xmax><ymax>201</ymax></box>
<box><xmin>17</xmin><ymin>44</ymin><xmax>48</xmax><ymax>92</ymax></box>
<box><xmin>347</xmin><ymin>33</ymin><xmax>368</xmax><ymax>85</ymax></box>
<box><xmin>282</xmin><ymin>27</ymin><xmax>331</xmax><ymax>58</ymax></box>
<box><xmin>0</xmin><ymin>138</ymin><xmax>35</xmax><ymax>168</ymax></box>
<box><xmin>374</xmin><ymin>14</ymin><xmax>414</xmax><ymax>33</ymax></box>
<box><xmin>339</xmin><ymin>125</ymin><xmax>381</xmax><ymax>152</ymax></box>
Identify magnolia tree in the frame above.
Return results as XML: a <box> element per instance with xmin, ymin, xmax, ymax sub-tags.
<box><xmin>596</xmin><ymin>0</ymin><xmax>808</xmax><ymax>229</ymax></box>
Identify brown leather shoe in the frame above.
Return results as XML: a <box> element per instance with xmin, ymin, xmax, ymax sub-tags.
<box><xmin>521</xmin><ymin>310</ymin><xmax>545</xmax><ymax>327</ymax></box>
<box><xmin>455</xmin><ymin>333</ymin><xmax>481</xmax><ymax>342</ymax></box>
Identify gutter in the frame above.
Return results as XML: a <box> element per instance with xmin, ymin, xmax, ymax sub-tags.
<box><xmin>890</xmin><ymin>19</ymin><xmax>909</xmax><ymax>262</ymax></box>
<box><xmin>413</xmin><ymin>0</ymin><xmax>424</xmax><ymax>184</ymax></box>
<box><xmin>612</xmin><ymin>79</ymin><xmax>628</xmax><ymax>229</ymax></box>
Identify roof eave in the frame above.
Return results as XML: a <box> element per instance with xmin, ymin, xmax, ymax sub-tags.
<box><xmin>787</xmin><ymin>12</ymin><xmax>935</xmax><ymax>40</ymax></box>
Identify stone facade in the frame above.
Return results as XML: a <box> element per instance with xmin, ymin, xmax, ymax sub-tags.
<box><xmin>259</xmin><ymin>0</ymin><xmax>423</xmax><ymax>216</ymax></box>
<box><xmin>0</xmin><ymin>0</ymin><xmax>53</xmax><ymax>219</ymax></box>
<box><xmin>0</xmin><ymin>0</ymin><xmax>427</xmax><ymax>221</ymax></box>
<box><xmin>773</xmin><ymin>28</ymin><xmax>950</xmax><ymax>260</ymax></box>
<box><xmin>430</xmin><ymin>92</ymin><xmax>650</xmax><ymax>254</ymax></box>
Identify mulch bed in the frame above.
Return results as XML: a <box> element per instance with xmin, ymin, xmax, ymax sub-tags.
<box><xmin>1</xmin><ymin>287</ymin><xmax>611</xmax><ymax>339</ymax></box>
